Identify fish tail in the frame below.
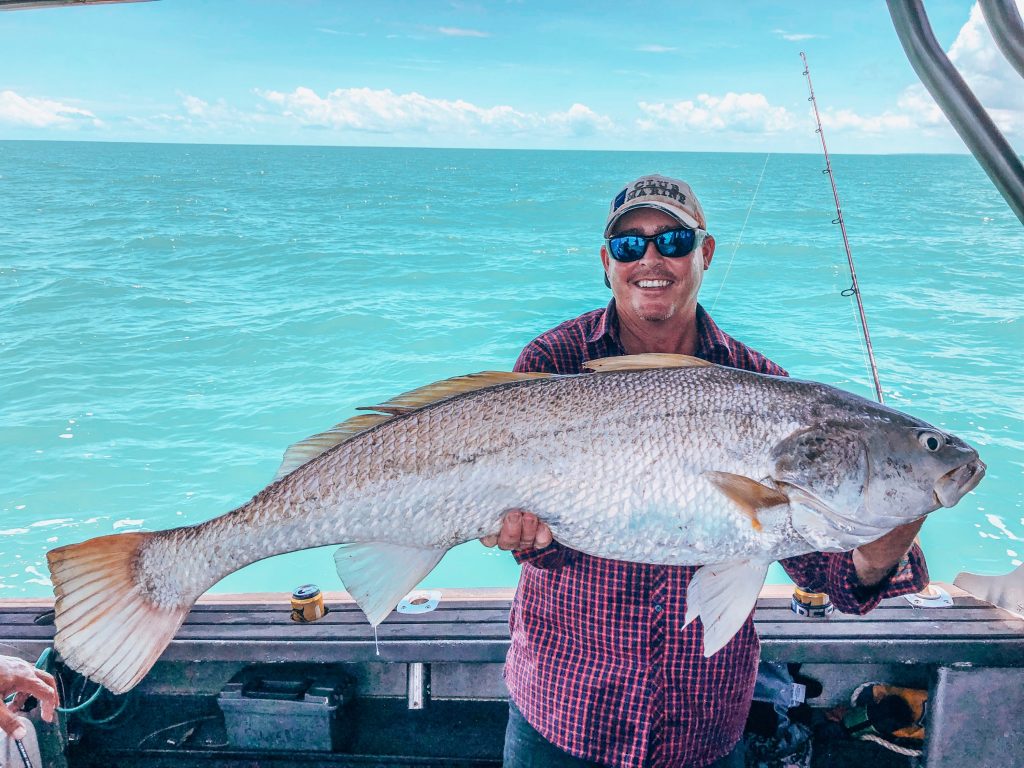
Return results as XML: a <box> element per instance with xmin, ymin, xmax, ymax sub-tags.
<box><xmin>47</xmin><ymin>532</ymin><xmax>189</xmax><ymax>694</ymax></box>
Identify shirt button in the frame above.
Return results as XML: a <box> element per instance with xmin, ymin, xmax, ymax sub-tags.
<box><xmin>653</xmin><ymin>604</ymin><xmax>663</xmax><ymax>613</ymax></box>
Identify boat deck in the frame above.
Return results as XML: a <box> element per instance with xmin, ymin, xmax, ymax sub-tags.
<box><xmin>2</xmin><ymin>583</ymin><xmax>1022</xmax><ymax>767</ymax></box>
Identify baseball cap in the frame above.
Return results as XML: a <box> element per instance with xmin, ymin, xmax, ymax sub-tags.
<box><xmin>604</xmin><ymin>174</ymin><xmax>706</xmax><ymax>237</ymax></box>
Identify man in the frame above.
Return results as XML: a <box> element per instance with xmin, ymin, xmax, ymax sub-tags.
<box><xmin>0</xmin><ymin>654</ymin><xmax>58</xmax><ymax>740</ymax></box>
<box><xmin>482</xmin><ymin>174</ymin><xmax>928</xmax><ymax>768</ymax></box>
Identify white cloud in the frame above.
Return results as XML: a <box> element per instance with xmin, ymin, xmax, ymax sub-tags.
<box><xmin>0</xmin><ymin>90</ymin><xmax>100</xmax><ymax>128</ymax></box>
<box><xmin>637</xmin><ymin>92</ymin><xmax>796</xmax><ymax>134</ymax></box>
<box><xmin>120</xmin><ymin>93</ymin><xmax>273</xmax><ymax>137</ymax></box>
<box><xmin>773</xmin><ymin>29</ymin><xmax>819</xmax><ymax>42</ymax></box>
<box><xmin>819</xmin><ymin>108</ymin><xmax>913</xmax><ymax>134</ymax></box>
<box><xmin>894</xmin><ymin>1</ymin><xmax>1024</xmax><ymax>139</ymax></box>
<box><xmin>257</xmin><ymin>86</ymin><xmax>614</xmax><ymax>139</ymax></box>
<box><xmin>788</xmin><ymin>1</ymin><xmax>1023</xmax><ymax>146</ymax></box>
<box><xmin>547</xmin><ymin>103</ymin><xmax>615</xmax><ymax>136</ymax></box>
<box><xmin>637</xmin><ymin>44</ymin><xmax>676</xmax><ymax>53</ymax></box>
<box><xmin>437</xmin><ymin>26</ymin><xmax>489</xmax><ymax>38</ymax></box>
<box><xmin>181</xmin><ymin>94</ymin><xmax>269</xmax><ymax>127</ymax></box>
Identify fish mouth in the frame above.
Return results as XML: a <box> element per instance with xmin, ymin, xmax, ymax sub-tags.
<box><xmin>934</xmin><ymin>459</ymin><xmax>986</xmax><ymax>508</ymax></box>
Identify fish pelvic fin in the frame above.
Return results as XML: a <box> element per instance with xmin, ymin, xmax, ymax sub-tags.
<box><xmin>274</xmin><ymin>371</ymin><xmax>553</xmax><ymax>481</ymax></box>
<box><xmin>47</xmin><ymin>532</ymin><xmax>189</xmax><ymax>695</ymax></box>
<box><xmin>584</xmin><ymin>353</ymin><xmax>712</xmax><ymax>373</ymax></box>
<box><xmin>334</xmin><ymin>542</ymin><xmax>448</xmax><ymax>626</ymax></box>
<box><xmin>702</xmin><ymin>471</ymin><xmax>789</xmax><ymax>532</ymax></box>
<box><xmin>684</xmin><ymin>559</ymin><xmax>769</xmax><ymax>658</ymax></box>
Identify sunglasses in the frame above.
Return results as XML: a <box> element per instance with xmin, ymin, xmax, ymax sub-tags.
<box><xmin>605</xmin><ymin>227</ymin><xmax>706</xmax><ymax>262</ymax></box>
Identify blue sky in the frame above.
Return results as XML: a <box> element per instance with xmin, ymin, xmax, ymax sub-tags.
<box><xmin>1</xmin><ymin>0</ymin><xmax>1021</xmax><ymax>153</ymax></box>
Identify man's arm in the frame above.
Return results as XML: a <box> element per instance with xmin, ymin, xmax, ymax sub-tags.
<box><xmin>782</xmin><ymin>521</ymin><xmax>929</xmax><ymax>614</ymax></box>
<box><xmin>853</xmin><ymin>519</ymin><xmax>925</xmax><ymax>587</ymax></box>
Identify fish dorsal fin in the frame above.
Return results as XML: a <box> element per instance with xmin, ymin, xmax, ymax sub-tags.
<box><xmin>584</xmin><ymin>353</ymin><xmax>712</xmax><ymax>373</ymax></box>
<box><xmin>357</xmin><ymin>371</ymin><xmax>552</xmax><ymax>415</ymax></box>
<box><xmin>274</xmin><ymin>371</ymin><xmax>553</xmax><ymax>481</ymax></box>
<box><xmin>273</xmin><ymin>414</ymin><xmax>394</xmax><ymax>481</ymax></box>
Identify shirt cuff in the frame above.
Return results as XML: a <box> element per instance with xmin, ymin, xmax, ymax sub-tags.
<box><xmin>829</xmin><ymin>543</ymin><xmax>930</xmax><ymax>614</ymax></box>
<box><xmin>512</xmin><ymin>540</ymin><xmax>576</xmax><ymax>570</ymax></box>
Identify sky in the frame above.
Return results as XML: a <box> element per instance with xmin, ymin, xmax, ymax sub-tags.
<box><xmin>1</xmin><ymin>0</ymin><xmax>1022</xmax><ymax>153</ymax></box>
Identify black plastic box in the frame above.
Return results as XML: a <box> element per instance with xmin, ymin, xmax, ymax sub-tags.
<box><xmin>217</xmin><ymin>667</ymin><xmax>351</xmax><ymax>752</ymax></box>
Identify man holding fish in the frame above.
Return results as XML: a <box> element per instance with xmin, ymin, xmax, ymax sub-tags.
<box><xmin>484</xmin><ymin>174</ymin><xmax>935</xmax><ymax>768</ymax></box>
<box><xmin>47</xmin><ymin>175</ymin><xmax>982</xmax><ymax>766</ymax></box>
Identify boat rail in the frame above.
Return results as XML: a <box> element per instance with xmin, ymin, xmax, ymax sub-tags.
<box><xmin>3</xmin><ymin>584</ymin><xmax>1023</xmax><ymax>767</ymax></box>
<box><xmin>887</xmin><ymin>0</ymin><xmax>1024</xmax><ymax>224</ymax></box>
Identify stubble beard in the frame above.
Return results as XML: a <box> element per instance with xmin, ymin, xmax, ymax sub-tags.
<box><xmin>631</xmin><ymin>295</ymin><xmax>678</xmax><ymax>323</ymax></box>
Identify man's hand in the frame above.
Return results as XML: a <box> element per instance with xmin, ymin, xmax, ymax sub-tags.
<box><xmin>852</xmin><ymin>518</ymin><xmax>925</xmax><ymax>588</ymax></box>
<box><xmin>0</xmin><ymin>655</ymin><xmax>58</xmax><ymax>740</ymax></box>
<box><xmin>480</xmin><ymin>509</ymin><xmax>552</xmax><ymax>551</ymax></box>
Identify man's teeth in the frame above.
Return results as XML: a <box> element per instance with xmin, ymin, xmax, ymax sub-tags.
<box><xmin>636</xmin><ymin>280</ymin><xmax>670</xmax><ymax>288</ymax></box>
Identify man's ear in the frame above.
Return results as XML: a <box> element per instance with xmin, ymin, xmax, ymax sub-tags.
<box><xmin>702</xmin><ymin>234</ymin><xmax>716</xmax><ymax>270</ymax></box>
<box><xmin>600</xmin><ymin>245</ymin><xmax>611</xmax><ymax>288</ymax></box>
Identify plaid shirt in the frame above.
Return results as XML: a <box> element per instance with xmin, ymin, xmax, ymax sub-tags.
<box><xmin>504</xmin><ymin>300</ymin><xmax>928</xmax><ymax>768</ymax></box>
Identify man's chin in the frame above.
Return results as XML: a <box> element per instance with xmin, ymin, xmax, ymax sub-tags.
<box><xmin>630</xmin><ymin>301</ymin><xmax>676</xmax><ymax>323</ymax></box>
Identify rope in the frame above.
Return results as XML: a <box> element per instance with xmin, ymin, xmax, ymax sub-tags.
<box><xmin>710</xmin><ymin>153</ymin><xmax>771</xmax><ymax>312</ymax></box>
<box><xmin>848</xmin><ymin>681</ymin><xmax>924</xmax><ymax>758</ymax></box>
<box><xmin>858</xmin><ymin>732</ymin><xmax>923</xmax><ymax>758</ymax></box>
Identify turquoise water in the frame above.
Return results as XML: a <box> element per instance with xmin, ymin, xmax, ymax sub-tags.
<box><xmin>1</xmin><ymin>140</ymin><xmax>1021</xmax><ymax>598</ymax></box>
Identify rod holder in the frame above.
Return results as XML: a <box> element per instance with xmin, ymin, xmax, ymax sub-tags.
<box><xmin>406</xmin><ymin>662</ymin><xmax>431</xmax><ymax>710</ymax></box>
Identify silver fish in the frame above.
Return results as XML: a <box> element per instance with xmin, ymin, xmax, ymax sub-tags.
<box><xmin>47</xmin><ymin>354</ymin><xmax>985</xmax><ymax>693</ymax></box>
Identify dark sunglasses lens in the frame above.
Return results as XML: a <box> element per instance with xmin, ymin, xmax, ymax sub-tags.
<box><xmin>655</xmin><ymin>229</ymin><xmax>696</xmax><ymax>257</ymax></box>
<box><xmin>609</xmin><ymin>236</ymin><xmax>646</xmax><ymax>262</ymax></box>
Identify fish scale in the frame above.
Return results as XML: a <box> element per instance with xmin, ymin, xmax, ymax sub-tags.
<box><xmin>46</xmin><ymin>355</ymin><xmax>985</xmax><ymax>693</ymax></box>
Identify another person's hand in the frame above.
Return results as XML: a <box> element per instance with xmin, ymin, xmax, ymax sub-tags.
<box><xmin>0</xmin><ymin>655</ymin><xmax>58</xmax><ymax>740</ymax></box>
<box><xmin>480</xmin><ymin>509</ymin><xmax>552</xmax><ymax>551</ymax></box>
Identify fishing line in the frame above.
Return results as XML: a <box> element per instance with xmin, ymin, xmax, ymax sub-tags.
<box><xmin>845</xmin><ymin>289</ymin><xmax>877</xmax><ymax>395</ymax></box>
<box><xmin>710</xmin><ymin>153</ymin><xmax>770</xmax><ymax>312</ymax></box>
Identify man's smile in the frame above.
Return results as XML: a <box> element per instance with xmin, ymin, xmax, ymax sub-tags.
<box><xmin>633</xmin><ymin>278</ymin><xmax>673</xmax><ymax>289</ymax></box>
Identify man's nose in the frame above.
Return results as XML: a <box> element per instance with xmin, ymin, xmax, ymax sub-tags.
<box><xmin>640</xmin><ymin>239</ymin><xmax>663</xmax><ymax>261</ymax></box>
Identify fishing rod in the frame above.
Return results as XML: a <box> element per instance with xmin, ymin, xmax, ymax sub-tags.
<box><xmin>800</xmin><ymin>51</ymin><xmax>885</xmax><ymax>405</ymax></box>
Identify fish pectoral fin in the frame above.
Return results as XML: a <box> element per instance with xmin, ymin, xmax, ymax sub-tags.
<box><xmin>584</xmin><ymin>353</ymin><xmax>712</xmax><ymax>373</ymax></box>
<box><xmin>702</xmin><ymin>471</ymin><xmax>789</xmax><ymax>532</ymax></box>
<box><xmin>684</xmin><ymin>560</ymin><xmax>769</xmax><ymax>658</ymax></box>
<box><xmin>333</xmin><ymin>542</ymin><xmax>448</xmax><ymax>626</ymax></box>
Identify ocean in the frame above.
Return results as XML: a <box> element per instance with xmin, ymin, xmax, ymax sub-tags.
<box><xmin>1</xmin><ymin>140</ymin><xmax>1021</xmax><ymax>598</ymax></box>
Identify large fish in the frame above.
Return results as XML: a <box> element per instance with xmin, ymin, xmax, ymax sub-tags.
<box><xmin>47</xmin><ymin>355</ymin><xmax>985</xmax><ymax>693</ymax></box>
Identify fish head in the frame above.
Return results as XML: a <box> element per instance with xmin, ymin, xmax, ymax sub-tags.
<box><xmin>770</xmin><ymin>413</ymin><xmax>985</xmax><ymax>540</ymax></box>
<box><xmin>860</xmin><ymin>420</ymin><xmax>985</xmax><ymax>513</ymax></box>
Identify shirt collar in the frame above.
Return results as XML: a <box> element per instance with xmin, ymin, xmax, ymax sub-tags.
<box><xmin>694</xmin><ymin>303</ymin><xmax>732</xmax><ymax>358</ymax></box>
<box><xmin>585</xmin><ymin>299</ymin><xmax>620</xmax><ymax>345</ymax></box>
<box><xmin>588</xmin><ymin>299</ymin><xmax>731</xmax><ymax>359</ymax></box>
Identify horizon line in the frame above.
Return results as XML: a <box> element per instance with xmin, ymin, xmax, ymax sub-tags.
<box><xmin>0</xmin><ymin>137</ymin><xmax>980</xmax><ymax>158</ymax></box>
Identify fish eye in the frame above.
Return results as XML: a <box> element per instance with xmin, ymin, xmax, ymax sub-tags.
<box><xmin>918</xmin><ymin>431</ymin><xmax>943</xmax><ymax>452</ymax></box>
